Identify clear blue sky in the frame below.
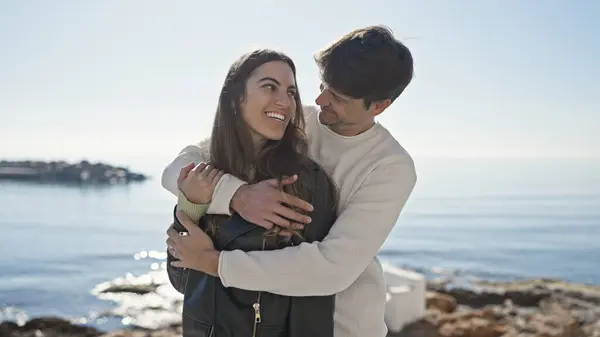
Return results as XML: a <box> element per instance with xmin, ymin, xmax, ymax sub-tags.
<box><xmin>1</xmin><ymin>1</ymin><xmax>598</xmax><ymax>164</ymax></box>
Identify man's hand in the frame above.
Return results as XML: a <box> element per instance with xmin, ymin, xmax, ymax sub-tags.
<box><xmin>177</xmin><ymin>162</ymin><xmax>224</xmax><ymax>204</ymax></box>
<box><xmin>166</xmin><ymin>211</ymin><xmax>220</xmax><ymax>276</ymax></box>
<box><xmin>231</xmin><ymin>175</ymin><xmax>314</xmax><ymax>230</ymax></box>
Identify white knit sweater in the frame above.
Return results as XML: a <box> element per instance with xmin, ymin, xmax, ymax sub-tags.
<box><xmin>161</xmin><ymin>109</ymin><xmax>417</xmax><ymax>337</ymax></box>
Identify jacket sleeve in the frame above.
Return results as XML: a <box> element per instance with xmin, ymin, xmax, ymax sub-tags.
<box><xmin>166</xmin><ymin>205</ymin><xmax>191</xmax><ymax>294</ymax></box>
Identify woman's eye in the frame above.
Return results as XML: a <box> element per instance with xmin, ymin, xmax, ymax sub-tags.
<box><xmin>263</xmin><ymin>84</ymin><xmax>276</xmax><ymax>91</ymax></box>
<box><xmin>288</xmin><ymin>91</ymin><xmax>296</xmax><ymax>97</ymax></box>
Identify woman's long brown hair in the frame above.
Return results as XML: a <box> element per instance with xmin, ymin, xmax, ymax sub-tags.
<box><xmin>202</xmin><ymin>49</ymin><xmax>336</xmax><ymax>239</ymax></box>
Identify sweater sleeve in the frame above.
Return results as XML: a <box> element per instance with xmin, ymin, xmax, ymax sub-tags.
<box><xmin>160</xmin><ymin>140</ymin><xmax>247</xmax><ymax>216</ymax></box>
<box><xmin>217</xmin><ymin>156</ymin><xmax>417</xmax><ymax>296</ymax></box>
<box><xmin>161</xmin><ymin>142</ymin><xmax>210</xmax><ymax>196</ymax></box>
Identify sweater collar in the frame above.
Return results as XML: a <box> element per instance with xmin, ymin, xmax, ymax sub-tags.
<box><xmin>316</xmin><ymin>114</ymin><xmax>381</xmax><ymax>142</ymax></box>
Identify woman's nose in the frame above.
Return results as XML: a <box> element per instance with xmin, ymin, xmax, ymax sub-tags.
<box><xmin>275</xmin><ymin>91</ymin><xmax>292</xmax><ymax>108</ymax></box>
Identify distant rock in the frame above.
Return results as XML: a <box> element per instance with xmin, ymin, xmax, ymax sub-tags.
<box><xmin>0</xmin><ymin>160</ymin><xmax>148</xmax><ymax>185</ymax></box>
<box><xmin>99</xmin><ymin>284</ymin><xmax>158</xmax><ymax>295</ymax></box>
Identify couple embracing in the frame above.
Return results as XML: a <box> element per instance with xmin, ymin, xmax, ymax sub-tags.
<box><xmin>162</xmin><ymin>25</ymin><xmax>417</xmax><ymax>337</ymax></box>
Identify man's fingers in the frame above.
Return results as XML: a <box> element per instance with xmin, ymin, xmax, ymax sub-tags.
<box><xmin>263</xmin><ymin>178</ymin><xmax>280</xmax><ymax>187</ymax></box>
<box><xmin>280</xmin><ymin>174</ymin><xmax>298</xmax><ymax>185</ymax></box>
<box><xmin>264</xmin><ymin>213</ymin><xmax>295</xmax><ymax>229</ymax></box>
<box><xmin>271</xmin><ymin>226</ymin><xmax>282</xmax><ymax>235</ymax></box>
<box><xmin>279</xmin><ymin>192</ymin><xmax>314</xmax><ymax>212</ymax></box>
<box><xmin>273</xmin><ymin>204</ymin><xmax>311</xmax><ymax>225</ymax></box>
<box><xmin>254</xmin><ymin>219</ymin><xmax>275</xmax><ymax>230</ymax></box>
<box><xmin>263</xmin><ymin>174</ymin><xmax>297</xmax><ymax>188</ymax></box>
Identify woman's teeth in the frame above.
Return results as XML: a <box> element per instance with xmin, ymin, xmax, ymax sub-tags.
<box><xmin>265</xmin><ymin>112</ymin><xmax>285</xmax><ymax>121</ymax></box>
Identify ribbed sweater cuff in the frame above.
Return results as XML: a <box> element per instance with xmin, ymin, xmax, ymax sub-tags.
<box><xmin>177</xmin><ymin>191</ymin><xmax>209</xmax><ymax>222</ymax></box>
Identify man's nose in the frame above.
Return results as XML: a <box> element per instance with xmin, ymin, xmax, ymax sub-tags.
<box><xmin>315</xmin><ymin>90</ymin><xmax>328</xmax><ymax>106</ymax></box>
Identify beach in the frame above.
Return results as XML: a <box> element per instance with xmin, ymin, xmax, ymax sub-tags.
<box><xmin>3</xmin><ymin>275</ymin><xmax>600</xmax><ymax>337</ymax></box>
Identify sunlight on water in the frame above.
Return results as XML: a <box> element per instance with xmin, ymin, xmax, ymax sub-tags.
<box><xmin>90</xmin><ymin>251</ymin><xmax>182</xmax><ymax>329</ymax></box>
<box><xmin>1</xmin><ymin>157</ymin><xmax>598</xmax><ymax>328</ymax></box>
<box><xmin>133</xmin><ymin>250</ymin><xmax>168</xmax><ymax>261</ymax></box>
<box><xmin>0</xmin><ymin>306</ymin><xmax>29</xmax><ymax>326</ymax></box>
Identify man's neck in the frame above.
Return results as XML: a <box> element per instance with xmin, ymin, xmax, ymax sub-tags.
<box><xmin>328</xmin><ymin>121</ymin><xmax>375</xmax><ymax>137</ymax></box>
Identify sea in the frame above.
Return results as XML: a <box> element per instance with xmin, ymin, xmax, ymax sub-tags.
<box><xmin>1</xmin><ymin>156</ymin><xmax>599</xmax><ymax>331</ymax></box>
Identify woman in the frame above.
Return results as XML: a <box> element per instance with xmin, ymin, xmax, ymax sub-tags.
<box><xmin>167</xmin><ymin>49</ymin><xmax>338</xmax><ymax>337</ymax></box>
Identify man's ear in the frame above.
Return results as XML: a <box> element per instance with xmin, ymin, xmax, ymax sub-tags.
<box><xmin>368</xmin><ymin>99</ymin><xmax>392</xmax><ymax>117</ymax></box>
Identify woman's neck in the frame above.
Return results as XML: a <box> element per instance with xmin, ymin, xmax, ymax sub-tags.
<box><xmin>251</xmin><ymin>136</ymin><xmax>267</xmax><ymax>155</ymax></box>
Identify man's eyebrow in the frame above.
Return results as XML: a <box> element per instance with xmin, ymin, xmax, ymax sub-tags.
<box><xmin>329</xmin><ymin>88</ymin><xmax>349</xmax><ymax>102</ymax></box>
<box><xmin>321</xmin><ymin>82</ymin><xmax>349</xmax><ymax>102</ymax></box>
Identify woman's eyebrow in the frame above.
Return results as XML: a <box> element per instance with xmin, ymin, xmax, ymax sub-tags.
<box><xmin>258</xmin><ymin>77</ymin><xmax>296</xmax><ymax>90</ymax></box>
<box><xmin>258</xmin><ymin>77</ymin><xmax>280</xmax><ymax>85</ymax></box>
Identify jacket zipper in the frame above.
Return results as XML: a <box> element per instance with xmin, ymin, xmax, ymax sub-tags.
<box><xmin>252</xmin><ymin>237</ymin><xmax>266</xmax><ymax>337</ymax></box>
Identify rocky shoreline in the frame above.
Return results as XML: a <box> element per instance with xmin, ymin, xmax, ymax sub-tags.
<box><xmin>2</xmin><ymin>278</ymin><xmax>598</xmax><ymax>337</ymax></box>
<box><xmin>0</xmin><ymin>160</ymin><xmax>148</xmax><ymax>185</ymax></box>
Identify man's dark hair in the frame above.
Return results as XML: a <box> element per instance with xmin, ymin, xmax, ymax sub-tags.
<box><xmin>314</xmin><ymin>25</ymin><xmax>414</xmax><ymax>108</ymax></box>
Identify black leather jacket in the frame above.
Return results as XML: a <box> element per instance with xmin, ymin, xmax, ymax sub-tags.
<box><xmin>167</xmin><ymin>163</ymin><xmax>337</xmax><ymax>337</ymax></box>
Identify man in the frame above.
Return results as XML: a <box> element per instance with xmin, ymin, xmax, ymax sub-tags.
<box><xmin>162</xmin><ymin>25</ymin><xmax>417</xmax><ymax>337</ymax></box>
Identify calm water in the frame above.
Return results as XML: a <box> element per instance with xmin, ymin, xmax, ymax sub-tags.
<box><xmin>1</xmin><ymin>157</ymin><xmax>599</xmax><ymax>329</ymax></box>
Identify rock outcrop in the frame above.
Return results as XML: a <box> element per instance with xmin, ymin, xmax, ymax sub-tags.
<box><xmin>0</xmin><ymin>160</ymin><xmax>147</xmax><ymax>185</ymax></box>
<box><xmin>390</xmin><ymin>278</ymin><xmax>600</xmax><ymax>337</ymax></box>
<box><xmin>0</xmin><ymin>317</ymin><xmax>102</xmax><ymax>337</ymax></box>
<box><xmin>3</xmin><ymin>278</ymin><xmax>600</xmax><ymax>337</ymax></box>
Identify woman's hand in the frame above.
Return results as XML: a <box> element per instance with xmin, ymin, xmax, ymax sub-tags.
<box><xmin>167</xmin><ymin>211</ymin><xmax>220</xmax><ymax>276</ymax></box>
<box><xmin>177</xmin><ymin>162</ymin><xmax>224</xmax><ymax>204</ymax></box>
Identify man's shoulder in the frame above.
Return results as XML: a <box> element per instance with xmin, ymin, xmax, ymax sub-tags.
<box><xmin>372</xmin><ymin>124</ymin><xmax>414</xmax><ymax>165</ymax></box>
<box><xmin>365</xmin><ymin>125</ymin><xmax>416</xmax><ymax>187</ymax></box>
